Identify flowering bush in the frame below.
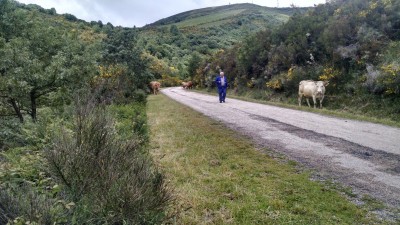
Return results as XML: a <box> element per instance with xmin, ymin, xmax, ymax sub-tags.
<box><xmin>379</xmin><ymin>63</ymin><xmax>400</xmax><ymax>94</ymax></box>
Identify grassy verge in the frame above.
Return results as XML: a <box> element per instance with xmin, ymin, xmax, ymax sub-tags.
<box><xmin>147</xmin><ymin>94</ymin><xmax>386</xmax><ymax>224</ymax></box>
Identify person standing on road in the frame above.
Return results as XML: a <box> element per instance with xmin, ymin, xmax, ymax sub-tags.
<box><xmin>215</xmin><ymin>71</ymin><xmax>227</xmax><ymax>103</ymax></box>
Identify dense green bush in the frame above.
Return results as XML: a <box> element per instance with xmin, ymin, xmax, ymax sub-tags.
<box><xmin>133</xmin><ymin>89</ymin><xmax>148</xmax><ymax>104</ymax></box>
<box><xmin>0</xmin><ymin>93</ymin><xmax>171</xmax><ymax>224</ymax></box>
<box><xmin>0</xmin><ymin>119</ymin><xmax>25</xmax><ymax>150</ymax></box>
<box><xmin>0</xmin><ymin>144</ymin><xmax>69</xmax><ymax>224</ymax></box>
<box><xmin>45</xmin><ymin>96</ymin><xmax>171</xmax><ymax>224</ymax></box>
<box><xmin>0</xmin><ymin>184</ymin><xmax>69</xmax><ymax>225</ymax></box>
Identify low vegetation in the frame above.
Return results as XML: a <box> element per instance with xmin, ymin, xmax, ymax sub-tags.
<box><xmin>0</xmin><ymin>1</ymin><xmax>170</xmax><ymax>223</ymax></box>
<box><xmin>0</xmin><ymin>94</ymin><xmax>172</xmax><ymax>224</ymax></box>
<box><xmin>147</xmin><ymin>94</ymin><xmax>386</xmax><ymax>224</ymax></box>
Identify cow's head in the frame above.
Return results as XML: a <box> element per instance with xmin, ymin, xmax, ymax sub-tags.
<box><xmin>316</xmin><ymin>81</ymin><xmax>326</xmax><ymax>94</ymax></box>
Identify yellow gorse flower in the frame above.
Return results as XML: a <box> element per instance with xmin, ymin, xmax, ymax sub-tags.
<box><xmin>319</xmin><ymin>67</ymin><xmax>339</xmax><ymax>81</ymax></box>
<box><xmin>266</xmin><ymin>79</ymin><xmax>282</xmax><ymax>90</ymax></box>
<box><xmin>380</xmin><ymin>63</ymin><xmax>400</xmax><ymax>94</ymax></box>
<box><xmin>286</xmin><ymin>67</ymin><xmax>294</xmax><ymax>81</ymax></box>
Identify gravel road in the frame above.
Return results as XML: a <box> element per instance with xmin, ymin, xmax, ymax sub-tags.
<box><xmin>161</xmin><ymin>87</ymin><xmax>400</xmax><ymax>219</ymax></box>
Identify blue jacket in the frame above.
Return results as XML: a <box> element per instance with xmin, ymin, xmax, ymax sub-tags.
<box><xmin>215</xmin><ymin>76</ymin><xmax>227</xmax><ymax>89</ymax></box>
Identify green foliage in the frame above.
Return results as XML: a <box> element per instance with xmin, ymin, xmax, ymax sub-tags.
<box><xmin>0</xmin><ymin>184</ymin><xmax>70</xmax><ymax>225</ymax></box>
<box><xmin>149</xmin><ymin>3</ymin><xmax>296</xmax><ymax>28</ymax></box>
<box><xmin>187</xmin><ymin>52</ymin><xmax>202</xmax><ymax>79</ymax></box>
<box><xmin>237</xmin><ymin>29</ymin><xmax>272</xmax><ymax>79</ymax></box>
<box><xmin>0</xmin><ymin>1</ymin><xmax>101</xmax><ymax>122</ymax></box>
<box><xmin>0</xmin><ymin>119</ymin><xmax>25</xmax><ymax>150</ymax></box>
<box><xmin>45</xmin><ymin>96</ymin><xmax>171</xmax><ymax>224</ymax></box>
<box><xmin>138</xmin><ymin>3</ymin><xmax>297</xmax><ymax>85</ymax></box>
<box><xmin>101</xmin><ymin>26</ymin><xmax>152</xmax><ymax>93</ymax></box>
<box><xmin>0</xmin><ymin>0</ymin><xmax>154</xmax><ymax>123</ymax></box>
<box><xmin>110</xmin><ymin>102</ymin><xmax>149</xmax><ymax>142</ymax></box>
<box><xmin>160</xmin><ymin>74</ymin><xmax>183</xmax><ymax>87</ymax></box>
<box><xmin>132</xmin><ymin>88</ymin><xmax>148</xmax><ymax>104</ymax></box>
<box><xmin>0</xmin><ymin>145</ymin><xmax>69</xmax><ymax>224</ymax></box>
<box><xmin>0</xmin><ymin>94</ymin><xmax>171</xmax><ymax>224</ymax></box>
<box><xmin>376</xmin><ymin>41</ymin><xmax>400</xmax><ymax>95</ymax></box>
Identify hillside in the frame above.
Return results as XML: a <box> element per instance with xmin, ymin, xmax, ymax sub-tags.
<box><xmin>138</xmin><ymin>4</ymin><xmax>305</xmax><ymax>80</ymax></box>
<box><xmin>141</xmin><ymin>3</ymin><xmax>305</xmax><ymax>47</ymax></box>
<box><xmin>146</xmin><ymin>3</ymin><xmax>300</xmax><ymax>29</ymax></box>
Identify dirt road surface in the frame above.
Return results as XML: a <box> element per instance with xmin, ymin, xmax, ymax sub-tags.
<box><xmin>161</xmin><ymin>87</ymin><xmax>400</xmax><ymax>219</ymax></box>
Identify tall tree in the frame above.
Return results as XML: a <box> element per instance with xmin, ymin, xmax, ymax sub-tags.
<box><xmin>102</xmin><ymin>27</ymin><xmax>151</xmax><ymax>93</ymax></box>
<box><xmin>0</xmin><ymin>6</ymin><xmax>100</xmax><ymax>122</ymax></box>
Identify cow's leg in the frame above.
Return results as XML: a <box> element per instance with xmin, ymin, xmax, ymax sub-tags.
<box><xmin>298</xmin><ymin>95</ymin><xmax>302</xmax><ymax>107</ymax></box>
<box><xmin>306</xmin><ymin>98</ymin><xmax>311</xmax><ymax>107</ymax></box>
<box><xmin>312</xmin><ymin>95</ymin><xmax>317</xmax><ymax>108</ymax></box>
<box><xmin>319</xmin><ymin>96</ymin><xmax>324</xmax><ymax>108</ymax></box>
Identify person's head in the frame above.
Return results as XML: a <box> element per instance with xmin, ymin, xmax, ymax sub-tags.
<box><xmin>220</xmin><ymin>71</ymin><xmax>224</xmax><ymax>77</ymax></box>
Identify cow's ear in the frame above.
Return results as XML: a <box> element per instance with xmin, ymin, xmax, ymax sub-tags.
<box><xmin>324</xmin><ymin>81</ymin><xmax>329</xmax><ymax>86</ymax></box>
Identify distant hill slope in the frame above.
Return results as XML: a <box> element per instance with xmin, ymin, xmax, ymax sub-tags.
<box><xmin>145</xmin><ymin>3</ymin><xmax>300</xmax><ymax>29</ymax></box>
<box><xmin>138</xmin><ymin>4</ymin><xmax>308</xmax><ymax>79</ymax></box>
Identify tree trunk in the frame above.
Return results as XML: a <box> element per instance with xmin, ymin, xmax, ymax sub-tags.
<box><xmin>30</xmin><ymin>91</ymin><xmax>37</xmax><ymax>122</ymax></box>
<box><xmin>9</xmin><ymin>98</ymin><xmax>24</xmax><ymax>123</ymax></box>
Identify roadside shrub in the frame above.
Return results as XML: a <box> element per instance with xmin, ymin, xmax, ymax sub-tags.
<box><xmin>110</xmin><ymin>102</ymin><xmax>149</xmax><ymax>143</ymax></box>
<box><xmin>266</xmin><ymin>76</ymin><xmax>284</xmax><ymax>91</ymax></box>
<box><xmin>160</xmin><ymin>74</ymin><xmax>182</xmax><ymax>87</ymax></box>
<box><xmin>45</xmin><ymin>95</ymin><xmax>171</xmax><ymax>224</ymax></box>
<box><xmin>0</xmin><ymin>184</ymin><xmax>69</xmax><ymax>225</ymax></box>
<box><xmin>280</xmin><ymin>66</ymin><xmax>307</xmax><ymax>96</ymax></box>
<box><xmin>133</xmin><ymin>89</ymin><xmax>148</xmax><ymax>104</ymax></box>
<box><xmin>376</xmin><ymin>41</ymin><xmax>400</xmax><ymax>95</ymax></box>
<box><xmin>0</xmin><ymin>119</ymin><xmax>25</xmax><ymax>151</ymax></box>
<box><xmin>378</xmin><ymin>63</ymin><xmax>400</xmax><ymax>94</ymax></box>
<box><xmin>0</xmin><ymin>145</ymin><xmax>69</xmax><ymax>224</ymax></box>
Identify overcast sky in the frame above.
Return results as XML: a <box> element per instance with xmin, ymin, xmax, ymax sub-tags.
<box><xmin>16</xmin><ymin>0</ymin><xmax>327</xmax><ymax>27</ymax></box>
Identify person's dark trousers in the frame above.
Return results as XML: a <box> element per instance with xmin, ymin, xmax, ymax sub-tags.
<box><xmin>218</xmin><ymin>87</ymin><xmax>227</xmax><ymax>102</ymax></box>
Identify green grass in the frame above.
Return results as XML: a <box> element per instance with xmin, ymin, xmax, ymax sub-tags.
<box><xmin>175</xmin><ymin>9</ymin><xmax>246</xmax><ymax>28</ymax></box>
<box><xmin>174</xmin><ymin>8</ymin><xmax>290</xmax><ymax>29</ymax></box>
<box><xmin>147</xmin><ymin>94</ymin><xmax>386</xmax><ymax>224</ymax></box>
<box><xmin>148</xmin><ymin>3</ymin><xmax>293</xmax><ymax>28</ymax></box>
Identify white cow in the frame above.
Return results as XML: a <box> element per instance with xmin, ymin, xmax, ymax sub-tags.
<box><xmin>298</xmin><ymin>80</ymin><xmax>329</xmax><ymax>108</ymax></box>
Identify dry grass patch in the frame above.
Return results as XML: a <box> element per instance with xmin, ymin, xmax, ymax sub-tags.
<box><xmin>147</xmin><ymin>94</ymin><xmax>385</xmax><ymax>224</ymax></box>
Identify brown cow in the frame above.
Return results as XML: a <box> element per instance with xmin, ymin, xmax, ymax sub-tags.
<box><xmin>182</xmin><ymin>81</ymin><xmax>193</xmax><ymax>89</ymax></box>
<box><xmin>149</xmin><ymin>81</ymin><xmax>161</xmax><ymax>95</ymax></box>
